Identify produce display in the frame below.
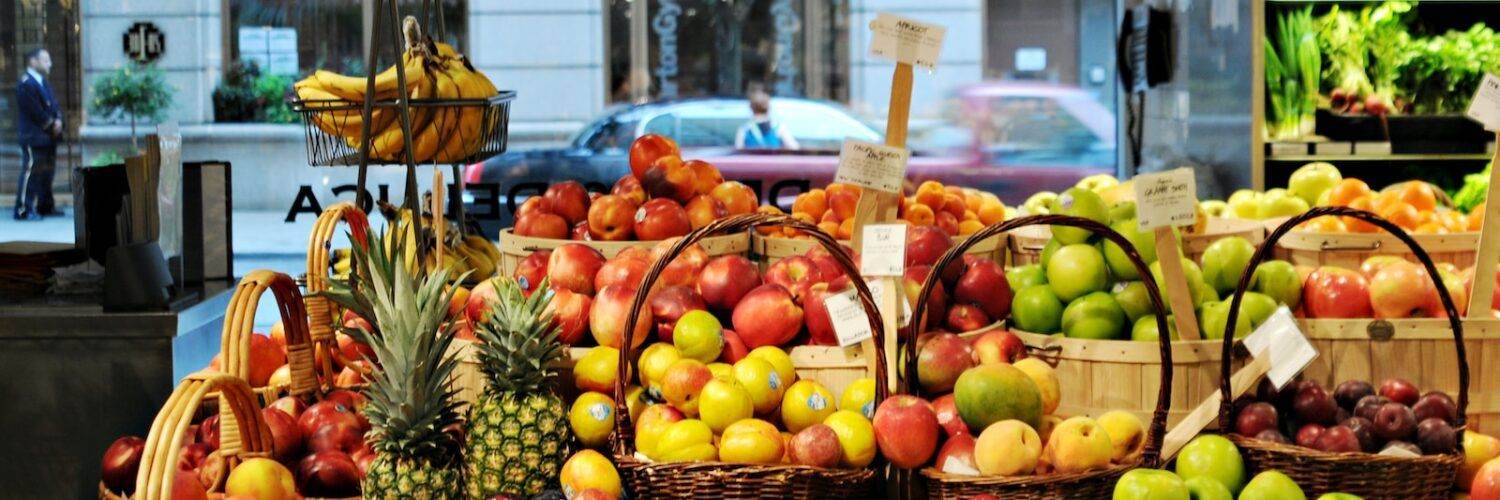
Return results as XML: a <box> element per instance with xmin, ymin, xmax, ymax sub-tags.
<box><xmin>294</xmin><ymin>17</ymin><xmax>499</xmax><ymax>163</ymax></box>
<box><xmin>512</xmin><ymin>134</ymin><xmax>758</xmax><ymax>241</ymax></box>
<box><xmin>330</xmin><ymin>202</ymin><xmax>505</xmax><ymax>283</ymax></box>
<box><xmin>767</xmin><ymin>180</ymin><xmax>1011</xmax><ymax>240</ymax></box>
<box><xmin>1213</xmin><ymin>162</ymin><xmax>1485</xmax><ymax>234</ymax></box>
<box><xmin>1231</xmin><ymin>377</ymin><xmax>1460</xmax><ymax>456</ymax></box>
<box><xmin>1113</xmin><ymin>433</ymin><xmax>1365</xmax><ymax>499</ymax></box>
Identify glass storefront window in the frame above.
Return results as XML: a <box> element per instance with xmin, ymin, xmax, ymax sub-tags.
<box><xmin>228</xmin><ymin>0</ymin><xmax>467</xmax><ymax>76</ymax></box>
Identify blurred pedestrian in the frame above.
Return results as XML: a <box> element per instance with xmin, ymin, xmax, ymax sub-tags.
<box><xmin>735</xmin><ymin>88</ymin><xmax>798</xmax><ymax>150</ymax></box>
<box><xmin>15</xmin><ymin>48</ymin><xmax>63</xmax><ymax>220</ymax></box>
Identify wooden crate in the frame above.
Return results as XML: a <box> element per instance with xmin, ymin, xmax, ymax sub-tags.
<box><xmin>1009</xmin><ymin>217</ymin><xmax>1267</xmax><ymax>266</ymax></box>
<box><xmin>1012</xmin><ymin>329</ymin><xmax>1239</xmax><ymax>428</ymax></box>
<box><xmin>498</xmin><ymin>229</ymin><xmax>751</xmax><ymax>275</ymax></box>
<box><xmin>1295</xmin><ymin>318</ymin><xmax>1500</xmax><ymax>433</ymax></box>
<box><xmin>751</xmin><ymin>232</ymin><xmax>1008</xmax><ymax>270</ymax></box>
<box><xmin>1271</xmin><ymin>229</ymin><xmax>1479</xmax><ymax>270</ymax></box>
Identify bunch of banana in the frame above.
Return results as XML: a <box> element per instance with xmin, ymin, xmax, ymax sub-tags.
<box><xmin>337</xmin><ymin>202</ymin><xmax>502</xmax><ymax>283</ymax></box>
<box><xmin>294</xmin><ymin>16</ymin><xmax>498</xmax><ymax>163</ymax></box>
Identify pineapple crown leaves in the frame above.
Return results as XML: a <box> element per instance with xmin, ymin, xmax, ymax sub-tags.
<box><xmin>472</xmin><ymin>277</ymin><xmax>567</xmax><ymax>394</ymax></box>
<box><xmin>318</xmin><ymin>224</ymin><xmax>468</xmax><ymax>464</ymax></box>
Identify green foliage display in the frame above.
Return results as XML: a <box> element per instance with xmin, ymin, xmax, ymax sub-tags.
<box><xmin>212</xmin><ymin>60</ymin><xmax>296</xmax><ymax>124</ymax></box>
<box><xmin>90</xmin><ymin>63</ymin><xmax>174</xmax><ymax>149</ymax></box>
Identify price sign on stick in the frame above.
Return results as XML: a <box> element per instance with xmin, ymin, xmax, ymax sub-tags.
<box><xmin>868</xmin><ymin>13</ymin><xmax>947</xmax><ymax>70</ymax></box>
<box><xmin>1134</xmin><ymin>167</ymin><xmax>1204</xmax><ymax>340</ymax></box>
<box><xmin>836</xmin><ymin>140</ymin><xmax>910</xmax><ymax>194</ymax></box>
<box><xmin>860</xmin><ymin>224</ymin><xmax>907</xmax><ymax>276</ymax></box>
<box><xmin>1242</xmin><ymin>306</ymin><xmax>1319</xmax><ymax>389</ymax></box>
<box><xmin>824</xmin><ymin>289</ymin><xmax>875</xmax><ymax>347</ymax></box>
<box><xmin>1466</xmin><ymin>73</ymin><xmax>1500</xmax><ymax>131</ymax></box>
<box><xmin>1466</xmin><ymin>75</ymin><xmax>1500</xmax><ymax>318</ymax></box>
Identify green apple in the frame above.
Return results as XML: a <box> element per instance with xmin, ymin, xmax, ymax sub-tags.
<box><xmin>1008</xmin><ymin>264</ymin><xmax>1048</xmax><ymax>291</ymax></box>
<box><xmin>1113</xmin><ymin>468</ymin><xmax>1189</xmax><ymax>500</ymax></box>
<box><xmin>1040</xmin><ymin>238</ymin><xmax>1062</xmax><ymax>268</ymax></box>
<box><xmin>1258</xmin><ymin>190</ymin><xmax>1310</xmax><ymax>219</ymax></box>
<box><xmin>1050</xmin><ymin>187</ymin><xmax>1109</xmax><ymax>245</ymax></box>
<box><xmin>1200</xmin><ymin>200</ymin><xmax>1228</xmax><ymax>218</ymax></box>
<box><xmin>1199</xmin><ymin>300</ymin><xmax>1252</xmax><ymax>340</ymax></box>
<box><xmin>1149</xmin><ymin>257</ymin><xmax>1205</xmax><ymax>312</ymax></box>
<box><xmin>1102</xmin><ymin>219</ymin><xmax>1157</xmax><ymax>280</ymax></box>
<box><xmin>1184</xmin><ymin>477</ymin><xmax>1233</xmax><ymax>500</ymax></box>
<box><xmin>1194</xmin><ymin>280</ymin><xmax>1220</xmax><ymax>307</ymax></box>
<box><xmin>1108</xmin><ymin>201</ymin><xmax>1138</xmax><ymax>225</ymax></box>
<box><xmin>1113</xmin><ymin>281</ymin><xmax>1154</xmax><ymax>323</ymax></box>
<box><xmin>1132</xmin><ymin>314</ymin><xmax>1178</xmax><ymax>342</ymax></box>
<box><xmin>1287</xmin><ymin>161</ymin><xmax>1342</xmax><ymax>206</ymax></box>
<box><xmin>1175</xmin><ymin>434</ymin><xmax>1245</xmax><ymax>495</ymax></box>
<box><xmin>1024</xmin><ymin>191</ymin><xmax>1058</xmax><ymax>215</ymax></box>
<box><xmin>1226</xmin><ymin>190</ymin><xmax>1262</xmax><ymax>219</ymax></box>
<box><xmin>1314</xmin><ymin>493</ymin><xmax>1362</xmax><ymax>500</ymax></box>
<box><xmin>1011</xmin><ymin>284</ymin><xmax>1065</xmax><ymax>334</ymax></box>
<box><xmin>1061</xmin><ymin>291</ymin><xmax>1127</xmax><ymax>340</ymax></box>
<box><xmin>1241</xmin><ymin>292</ymin><xmax>1278</xmax><ymax>328</ymax></box>
<box><xmin>1200</xmin><ymin>236</ymin><xmax>1256</xmax><ymax>295</ymax></box>
<box><xmin>1077</xmin><ymin>173</ymin><xmax>1120</xmax><ymax>192</ymax></box>
<box><xmin>1047</xmin><ymin>244</ymin><xmax>1109</xmax><ymax>302</ymax></box>
<box><xmin>1252</xmin><ymin>260</ymin><xmax>1302</xmax><ymax>308</ymax></box>
<box><xmin>1239</xmin><ymin>470</ymin><xmax>1305</xmax><ymax>500</ymax></box>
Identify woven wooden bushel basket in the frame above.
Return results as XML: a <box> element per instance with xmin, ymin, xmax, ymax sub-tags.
<box><xmin>304</xmin><ymin>201</ymin><xmax>374</xmax><ymax>384</ymax></box>
<box><xmin>99</xmin><ymin>373</ymin><xmax>274</xmax><ymax>499</ymax></box>
<box><xmin>610</xmin><ymin>213</ymin><xmax>888</xmax><ymax>499</ymax></box>
<box><xmin>1218</xmin><ymin>206</ymin><xmax>1467</xmax><ymax>500</ymax></box>
<box><xmin>911</xmin><ymin>214</ymin><xmax>1175</xmax><ymax>499</ymax></box>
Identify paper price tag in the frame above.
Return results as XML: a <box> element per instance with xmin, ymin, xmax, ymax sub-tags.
<box><xmin>1467</xmin><ymin>73</ymin><xmax>1500</xmax><ymax>131</ymax></box>
<box><xmin>868</xmin><ymin>12</ymin><xmax>947</xmax><ymax>70</ymax></box>
<box><xmin>1377</xmin><ymin>444</ymin><xmax>1423</xmax><ymax>458</ymax></box>
<box><xmin>1242</xmin><ymin>306</ymin><xmax>1318</xmax><ymax>390</ymax></box>
<box><xmin>824</xmin><ymin>289</ymin><xmax>875</xmax><ymax>347</ymax></box>
<box><xmin>1134</xmin><ymin>168</ymin><xmax>1198</xmax><ymax>230</ymax></box>
<box><xmin>835</xmin><ymin>140</ymin><xmax>909</xmax><ymax>194</ymax></box>
<box><xmin>860</xmin><ymin>224</ymin><xmax>906</xmax><ymax>276</ymax></box>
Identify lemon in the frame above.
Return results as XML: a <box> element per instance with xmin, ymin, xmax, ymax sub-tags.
<box><xmin>635</xmin><ymin>404</ymin><xmax>684</xmax><ymax>460</ymax></box>
<box><xmin>624</xmin><ymin>385</ymin><xmax>647</xmax><ymax>422</ymax></box>
<box><xmin>637</xmin><ymin>343</ymin><xmax>682</xmax><ymax>397</ymax></box>
<box><xmin>699</xmin><ymin>378</ymin><xmax>754</xmax><ymax>433</ymax></box>
<box><xmin>780</xmin><ymin>379</ymin><xmax>836</xmax><ymax>433</ymax></box>
<box><xmin>673</xmin><ymin>310</ymin><xmax>725</xmax><ymax>362</ymax></box>
<box><xmin>823</xmin><ymin>410</ymin><xmax>876</xmax><ymax>468</ymax></box>
<box><xmin>718</xmin><ymin>419</ymin><xmax>785</xmax><ymax>464</ymax></box>
<box><xmin>655</xmin><ymin>419</ymin><xmax>716</xmax><ymax>462</ymax></box>
<box><xmin>569</xmin><ymin>391</ymin><xmax>616</xmax><ymax>449</ymax></box>
<box><xmin>839</xmin><ymin>377</ymin><xmax>877</xmax><ymax>419</ymax></box>
<box><xmin>747</xmin><ymin>346</ymin><xmax>796</xmax><ymax>388</ymax></box>
<box><xmin>732</xmin><ymin>357</ymin><xmax>786</xmax><ymax>415</ymax></box>
<box><xmin>707</xmin><ymin>362</ymin><xmax>734</xmax><ymax>382</ymax></box>
<box><xmin>573</xmin><ymin>347</ymin><xmax>621</xmax><ymax>394</ymax></box>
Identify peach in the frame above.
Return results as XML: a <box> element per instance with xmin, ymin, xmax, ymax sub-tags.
<box><xmin>548</xmin><ymin>244</ymin><xmax>607</xmax><ymax>295</ymax></box>
<box><xmin>634</xmin><ymin>198</ymin><xmax>692</xmax><ymax>241</ymax></box>
<box><xmin>611</xmin><ymin>175</ymin><xmax>647</xmax><ymax>206</ymax></box>
<box><xmin>543</xmin><ymin>181</ymin><xmax>591</xmax><ymax>225</ymax></box>
<box><xmin>643</xmin><ymin>155</ymin><xmax>698</xmax><ymax>203</ymax></box>
<box><xmin>710</xmin><ymin>181</ymin><xmax>759</xmax><ymax>215</ymax></box>
<box><xmin>514</xmin><ymin>212</ymin><xmax>569</xmax><ymax>239</ymax></box>
<box><xmin>629</xmin><ymin>134</ymin><xmax>680</xmax><ymax>180</ymax></box>
<box><xmin>516</xmin><ymin>196</ymin><xmax>553</xmax><ymax>220</ymax></box>
<box><xmin>684</xmin><ymin>159</ymin><xmax>724</xmax><ymax>195</ymax></box>
<box><xmin>595</xmin><ymin>256</ymin><xmax>650</xmax><ymax>291</ymax></box>
<box><xmin>590</xmin><ymin>285</ymin><xmax>653</xmax><ymax>349</ymax></box>
<box><xmin>587</xmin><ymin>194</ymin><xmax>639</xmax><ymax>241</ymax></box>
<box><xmin>697</xmin><ymin>255</ymin><xmax>763</xmax><ymax>311</ymax></box>
<box><xmin>731</xmin><ymin>284</ymin><xmax>804</xmax><ymax>348</ymax></box>
<box><xmin>685</xmin><ymin>195</ymin><xmax>728</xmax><ymax>230</ymax></box>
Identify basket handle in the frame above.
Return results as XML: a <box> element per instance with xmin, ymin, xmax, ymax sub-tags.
<box><xmin>611</xmin><ymin>212</ymin><xmax>887</xmax><ymax>459</ymax></box>
<box><xmin>305</xmin><ymin>202</ymin><xmax>373</xmax><ymax>380</ymax></box>
<box><xmin>1215</xmin><ymin>206</ymin><xmax>1469</xmax><ymax>435</ymax></box>
<box><xmin>220</xmin><ymin>269</ymin><xmax>319</xmax><ymax>451</ymax></box>
<box><xmin>909</xmin><ymin>214</ymin><xmax>1175</xmax><ymax>469</ymax></box>
<box><xmin>135</xmin><ymin>373</ymin><xmax>272</xmax><ymax>499</ymax></box>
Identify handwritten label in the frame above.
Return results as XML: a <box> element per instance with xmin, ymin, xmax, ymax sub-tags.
<box><xmin>860</xmin><ymin>224</ymin><xmax>907</xmax><ymax>276</ymax></box>
<box><xmin>1467</xmin><ymin>73</ymin><xmax>1500</xmax><ymax>131</ymax></box>
<box><xmin>868</xmin><ymin>13</ymin><xmax>947</xmax><ymax>70</ymax></box>
<box><xmin>824</xmin><ymin>289</ymin><xmax>875</xmax><ymax>347</ymax></box>
<box><xmin>835</xmin><ymin>140</ymin><xmax>909</xmax><ymax>194</ymax></box>
<box><xmin>1134</xmin><ymin>168</ymin><xmax>1198</xmax><ymax>230</ymax></box>
<box><xmin>1242</xmin><ymin>306</ymin><xmax>1318</xmax><ymax>390</ymax></box>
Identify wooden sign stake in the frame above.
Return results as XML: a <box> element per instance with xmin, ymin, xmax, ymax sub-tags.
<box><xmin>433</xmin><ymin>169</ymin><xmax>445</xmax><ymax>268</ymax></box>
<box><xmin>1465</xmin><ymin>131</ymin><xmax>1500</xmax><ymax>318</ymax></box>
<box><xmin>1154</xmin><ymin>229</ymin><xmax>1202</xmax><ymax>340</ymax></box>
<box><xmin>1161</xmin><ymin>355</ymin><xmax>1270</xmax><ymax>458</ymax></box>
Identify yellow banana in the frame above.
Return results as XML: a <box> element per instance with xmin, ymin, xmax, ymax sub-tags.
<box><xmin>409</xmin><ymin>69</ymin><xmax>460</xmax><ymax>163</ymax></box>
<box><xmin>370</xmin><ymin>72</ymin><xmax>435</xmax><ymax>159</ymax></box>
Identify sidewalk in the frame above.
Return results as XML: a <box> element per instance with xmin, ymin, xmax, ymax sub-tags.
<box><xmin>1</xmin><ymin>209</ymin><xmax>319</xmax><ymax>269</ymax></box>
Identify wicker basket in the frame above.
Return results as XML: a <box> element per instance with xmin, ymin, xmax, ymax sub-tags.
<box><xmin>610</xmin><ymin>213</ymin><xmax>888</xmax><ymax>499</ymax></box>
<box><xmin>1270</xmin><ymin>224</ymin><xmax>1479</xmax><ymax>270</ymax></box>
<box><xmin>303</xmin><ymin>202</ymin><xmax>374</xmax><ymax>383</ymax></box>
<box><xmin>497</xmin><ymin>228</ymin><xmax>751</xmax><ymax>276</ymax></box>
<box><xmin>910</xmin><ymin>214</ymin><xmax>1175</xmax><ymax>498</ymax></box>
<box><xmin>1008</xmin><ymin>217</ymin><xmax>1266</xmax><ymax>266</ymax></box>
<box><xmin>99</xmin><ymin>373</ymin><xmax>273</xmax><ymax>499</ymax></box>
<box><xmin>222</xmin><ymin>270</ymin><xmax>322</xmax><ymax>407</ymax></box>
<box><xmin>290</xmin><ymin>91</ymin><xmax>516</xmax><ymax>167</ymax></box>
<box><xmin>1217</xmin><ymin>206</ymin><xmax>1467</xmax><ymax>499</ymax></box>
<box><xmin>751</xmin><ymin>232</ymin><xmax>1008</xmax><ymax>270</ymax></box>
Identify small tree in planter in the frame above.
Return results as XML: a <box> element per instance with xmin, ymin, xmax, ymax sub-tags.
<box><xmin>90</xmin><ymin>63</ymin><xmax>174</xmax><ymax>151</ymax></box>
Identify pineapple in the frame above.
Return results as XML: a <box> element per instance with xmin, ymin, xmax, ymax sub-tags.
<box><xmin>323</xmin><ymin>227</ymin><xmax>466</xmax><ymax>499</ymax></box>
<box><xmin>464</xmin><ymin>277</ymin><xmax>572</xmax><ymax>498</ymax></box>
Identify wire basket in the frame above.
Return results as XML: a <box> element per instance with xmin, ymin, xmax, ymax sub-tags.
<box><xmin>291</xmin><ymin>91</ymin><xmax>515</xmax><ymax>167</ymax></box>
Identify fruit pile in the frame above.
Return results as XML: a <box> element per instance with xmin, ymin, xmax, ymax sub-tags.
<box><xmin>1296</xmin><ymin>178</ymin><xmax>1481</xmax><ymax>234</ymax></box>
<box><xmin>294</xmin><ymin>17</ymin><xmax>498</xmax><ymax>163</ymax></box>
<box><xmin>1233</xmin><ymin>377</ymin><xmax>1460</xmax><ymax>457</ymax></box>
<box><xmin>1113</xmin><ymin>433</ymin><xmax>1363</xmax><ymax>499</ymax></box>
<box><xmin>513</xmin><ymin>134</ymin><xmax>759</xmax><ymax>241</ymax></box>
<box><xmin>896</xmin><ymin>331</ymin><xmax>1151</xmax><ymax>478</ymax></box>
<box><xmin>1017</xmin><ymin>174</ymin><xmax>1133</xmax><ymax>217</ymax></box>
<box><xmin>766</xmin><ymin>180</ymin><xmax>1010</xmax><ymax>240</ymax></box>
<box><xmin>1295</xmin><ymin>256</ymin><xmax>1500</xmax><ymax>319</ymax></box>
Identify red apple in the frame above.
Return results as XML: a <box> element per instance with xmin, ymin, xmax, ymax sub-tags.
<box><xmin>931</xmin><ymin>394</ymin><xmax>967</xmax><ymax>437</ymax></box>
<box><xmin>543</xmin><ymin>181</ymin><xmax>591</xmax><ymax>225</ymax></box>
<box><xmin>514</xmin><ymin>211</ymin><xmax>569</xmax><ymax>239</ymax></box>
<box><xmin>595</xmin><ymin>256</ymin><xmax>650</xmax><ymax>291</ymax></box>
<box><xmin>264</xmin><ymin>396</ymin><xmax>306</xmax><ymax>420</ymax></box>
<box><xmin>649</xmin><ymin>285</ymin><xmax>706</xmax><ymax>342</ymax></box>
<box><xmin>873</xmin><ymin>395</ymin><xmax>941</xmax><ymax>468</ymax></box>
<box><xmin>198</xmin><ymin>415</ymin><xmax>221</xmax><ymax>450</ymax></box>
<box><xmin>325</xmin><ymin>389</ymin><xmax>367</xmax><ymax>415</ymax></box>
<box><xmin>1304</xmin><ymin>266</ymin><xmax>1374</xmax><ymax>319</ymax></box>
<box><xmin>944</xmin><ymin>304</ymin><xmax>991</xmax><ymax>333</ymax></box>
<box><xmin>804</xmin><ymin>244</ymin><xmax>853</xmax><ymax>282</ymax></box>
<box><xmin>548</xmin><ymin>243</ymin><xmax>607</xmax><ymax>295</ymax></box>
<box><xmin>788</xmin><ymin>424</ymin><xmax>843</xmax><ymax>468</ymax></box>
<box><xmin>765</xmin><ymin>256</ymin><xmax>823</xmax><ymax>299</ymax></box>
<box><xmin>1379</xmin><ymin>378</ymin><xmax>1421</xmax><ymax>406</ymax></box>
<box><xmin>466</xmin><ymin>277</ymin><xmax>500</xmax><ymax>323</ymax></box>
<box><xmin>801</xmin><ymin>280</ymin><xmax>849</xmax><ymax>346</ymax></box>
<box><xmin>548</xmin><ymin>288</ymin><xmax>593</xmax><ymax>345</ymax></box>
<box><xmin>934</xmin><ymin>433</ymin><xmax>978</xmax><ymax>473</ymax></box>
<box><xmin>903</xmin><ymin>265</ymin><xmax>948</xmax><ymax>326</ymax></box>
<box><xmin>587</xmin><ymin>194</ymin><xmax>639</xmax><ymax>241</ymax></box>
<box><xmin>651</xmin><ymin>238</ymin><xmax>710</xmax><ymax>289</ymax></box>
<box><xmin>971</xmin><ymin>330</ymin><xmax>1026</xmax><ymax>365</ymax></box>
<box><xmin>697</xmin><ymin>255</ymin><xmax>763</xmax><ymax>311</ymax></box>
<box><xmin>1472</xmin><ymin>451</ymin><xmax>1500</xmax><ymax>497</ymax></box>
<box><xmin>515</xmin><ymin>196</ymin><xmax>553</xmax><ymax>220</ymax></box>
<box><xmin>721</xmin><ymin>329</ymin><xmax>750</xmax><ymax>363</ymax></box>
<box><xmin>905</xmin><ymin>225</ymin><xmax>953</xmax><ymax>269</ymax></box>
<box><xmin>571</xmin><ymin>221</ymin><xmax>592</xmax><ymax>240</ymax></box>
<box><xmin>309</xmin><ymin>422</ymin><xmax>365</xmax><ymax>455</ymax></box>
<box><xmin>296</xmin><ymin>451</ymin><xmax>362</xmax><ymax>497</ymax></box>
<box><xmin>731</xmin><ymin>284</ymin><xmax>805</xmax><ymax>348</ymax></box>
<box><xmin>635</xmin><ymin>198</ymin><xmax>692</xmax><ymax>241</ymax></box>
<box><xmin>953</xmin><ymin>260</ymin><xmax>1013</xmax><ymax>320</ymax></box>
<box><xmin>612</xmin><ymin>175</ymin><xmax>647</xmax><ymax>206</ymax></box>
<box><xmin>336</xmin><ymin>333</ymin><xmax>375</xmax><ymax>365</ymax></box>
<box><xmin>263</xmin><ymin>407</ymin><xmax>304</xmax><ymax>462</ymax></box>
<box><xmin>350</xmin><ymin>447</ymin><xmax>375</xmax><ymax>478</ymax></box>
<box><xmin>1370</xmin><ymin>260</ymin><xmax>1443</xmax><ymax>318</ymax></box>
<box><xmin>298</xmin><ymin>401</ymin><xmax>361</xmax><ymax>438</ymax></box>
<box><xmin>177</xmin><ymin>442</ymin><xmax>211</xmax><ymax>471</ymax></box>
<box><xmin>171</xmin><ymin>465</ymin><xmax>209</xmax><ymax>500</ymax></box>
<box><xmin>917</xmin><ymin>332</ymin><xmax>975</xmax><ymax>393</ymax></box>
<box><xmin>101</xmin><ymin>436</ymin><xmax>145</xmax><ymax>494</ymax></box>
<box><xmin>590</xmin><ymin>285</ymin><xmax>653</xmax><ymax>350</ymax></box>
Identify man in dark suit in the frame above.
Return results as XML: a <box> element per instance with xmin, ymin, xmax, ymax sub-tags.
<box><xmin>15</xmin><ymin>48</ymin><xmax>63</xmax><ymax>220</ymax></box>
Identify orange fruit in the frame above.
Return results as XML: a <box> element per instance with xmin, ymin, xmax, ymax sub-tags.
<box><xmin>905</xmin><ymin>204</ymin><xmax>935</xmax><ymax>227</ymax></box>
<box><xmin>1437</xmin><ymin>210</ymin><xmax>1468</xmax><ymax>232</ymax></box>
<box><xmin>964</xmin><ymin>193</ymin><xmax>984</xmax><ymax>214</ymax></box>
<box><xmin>915</xmin><ymin>181</ymin><xmax>945</xmax><ymax>209</ymax></box>
<box><xmin>1396</xmin><ymin>181</ymin><xmax>1438</xmax><ymax>212</ymax></box>
<box><xmin>817</xmin><ymin>221</ymin><xmax>839</xmax><ymax>236</ymax></box>
<box><xmin>1344</xmin><ymin>195</ymin><xmax>1379</xmax><ymax>233</ymax></box>
<box><xmin>837</xmin><ymin>218</ymin><xmax>855</xmax><ymax>240</ymax></box>
<box><xmin>793</xmin><ymin>189</ymin><xmax>828</xmax><ymax>218</ymax></box>
<box><xmin>1414</xmin><ymin>221</ymin><xmax>1448</xmax><ymax>234</ymax></box>
<box><xmin>978</xmin><ymin>200</ymin><xmax>1006</xmax><ymax>225</ymax></box>
<box><xmin>941</xmin><ymin>193</ymin><xmax>967</xmax><ymax>218</ymax></box>
<box><xmin>1377</xmin><ymin>201</ymin><xmax>1422</xmax><ymax>230</ymax></box>
<box><xmin>755</xmin><ymin>205</ymin><xmax>785</xmax><ymax>235</ymax></box>
<box><xmin>962</xmin><ymin>209</ymin><xmax>979</xmax><ymax>222</ymax></box>
<box><xmin>958</xmin><ymin>219</ymin><xmax>985</xmax><ymax>235</ymax></box>
<box><xmin>1324</xmin><ymin>178</ymin><xmax>1373</xmax><ymax>207</ymax></box>
<box><xmin>1299</xmin><ymin>215</ymin><xmax>1347</xmax><ymax>233</ymax></box>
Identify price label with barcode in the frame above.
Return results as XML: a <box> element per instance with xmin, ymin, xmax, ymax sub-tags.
<box><xmin>868</xmin><ymin>12</ymin><xmax>947</xmax><ymax>70</ymax></box>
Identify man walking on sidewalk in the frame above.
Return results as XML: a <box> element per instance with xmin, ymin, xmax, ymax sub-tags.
<box><xmin>14</xmin><ymin>48</ymin><xmax>63</xmax><ymax>221</ymax></box>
